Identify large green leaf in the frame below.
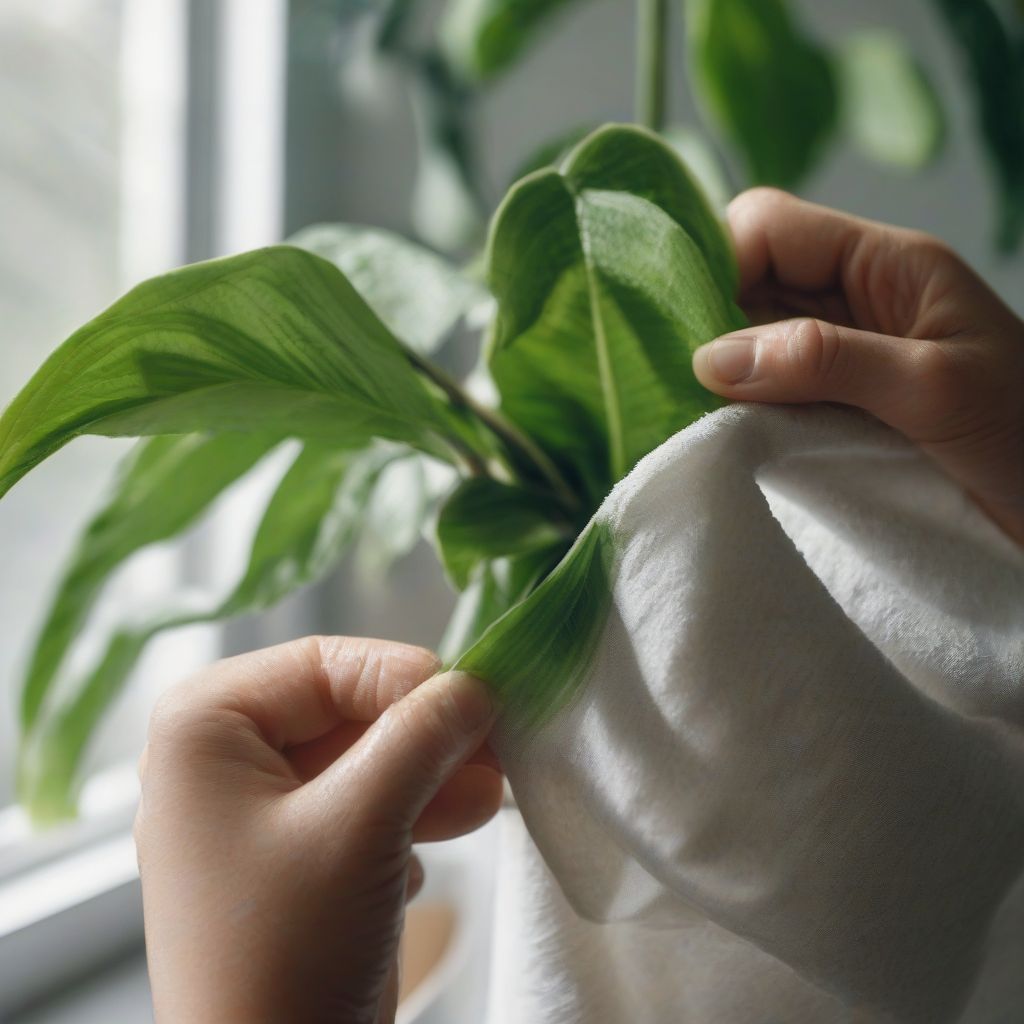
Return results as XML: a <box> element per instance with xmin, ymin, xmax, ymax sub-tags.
<box><xmin>18</xmin><ymin>433</ymin><xmax>277</xmax><ymax>732</ymax></box>
<box><xmin>486</xmin><ymin>125</ymin><xmax>744</xmax><ymax>505</ymax></box>
<box><xmin>436</xmin><ymin>476</ymin><xmax>569</xmax><ymax>588</ymax></box>
<box><xmin>289</xmin><ymin>224</ymin><xmax>488</xmax><ymax>354</ymax></box>
<box><xmin>441</xmin><ymin>0</ymin><xmax>586</xmax><ymax>80</ymax></box>
<box><xmin>686</xmin><ymin>0</ymin><xmax>838</xmax><ymax>188</ymax></box>
<box><xmin>839</xmin><ymin>31</ymin><xmax>945</xmax><ymax>170</ymax></box>
<box><xmin>0</xmin><ymin>246</ymin><xmax>468</xmax><ymax>500</ymax></box>
<box><xmin>456</xmin><ymin>519</ymin><xmax>613</xmax><ymax>727</ymax></box>
<box><xmin>560</xmin><ymin>125</ymin><xmax>738</xmax><ymax>292</ymax></box>
<box><xmin>928</xmin><ymin>0</ymin><xmax>1024</xmax><ymax>252</ymax></box>
<box><xmin>438</xmin><ymin>545</ymin><xmax>564</xmax><ymax>663</ymax></box>
<box><xmin>18</xmin><ymin>439</ymin><xmax>389</xmax><ymax>823</ymax></box>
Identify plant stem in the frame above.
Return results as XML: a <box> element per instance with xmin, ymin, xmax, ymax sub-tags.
<box><xmin>408</xmin><ymin>351</ymin><xmax>579</xmax><ymax>511</ymax></box>
<box><xmin>636</xmin><ymin>0</ymin><xmax>669</xmax><ymax>132</ymax></box>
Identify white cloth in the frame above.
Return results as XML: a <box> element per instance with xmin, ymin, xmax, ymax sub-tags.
<box><xmin>486</xmin><ymin>404</ymin><xmax>1024</xmax><ymax>1024</ymax></box>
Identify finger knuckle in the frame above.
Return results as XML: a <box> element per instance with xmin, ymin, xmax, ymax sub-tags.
<box><xmin>786</xmin><ymin>318</ymin><xmax>844</xmax><ymax>384</ymax></box>
<box><xmin>730</xmin><ymin>186</ymin><xmax>794</xmax><ymax>222</ymax></box>
<box><xmin>909</xmin><ymin>342</ymin><xmax>982</xmax><ymax>429</ymax></box>
<box><xmin>147</xmin><ymin>684</ymin><xmax>202</xmax><ymax>745</ymax></box>
<box><xmin>900</xmin><ymin>228</ymin><xmax>955</xmax><ymax>264</ymax></box>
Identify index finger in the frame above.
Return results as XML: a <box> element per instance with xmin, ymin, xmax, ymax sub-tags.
<box><xmin>159</xmin><ymin>635</ymin><xmax>441</xmax><ymax>751</ymax></box>
<box><xmin>728</xmin><ymin>187</ymin><xmax>880</xmax><ymax>296</ymax></box>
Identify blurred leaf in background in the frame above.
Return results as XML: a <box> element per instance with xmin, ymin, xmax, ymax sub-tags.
<box><xmin>927</xmin><ymin>0</ymin><xmax>1024</xmax><ymax>252</ymax></box>
<box><xmin>441</xmin><ymin>0</ymin><xmax>587</xmax><ymax>80</ymax></box>
<box><xmin>686</xmin><ymin>0</ymin><xmax>838</xmax><ymax>188</ymax></box>
<box><xmin>290</xmin><ymin>223</ymin><xmax>488</xmax><ymax>352</ymax></box>
<box><xmin>19</xmin><ymin>438</ymin><xmax>385</xmax><ymax>822</ymax></box>
<box><xmin>839</xmin><ymin>30</ymin><xmax>945</xmax><ymax>170</ymax></box>
<box><xmin>17</xmin><ymin>433</ymin><xmax>276</xmax><ymax>733</ymax></box>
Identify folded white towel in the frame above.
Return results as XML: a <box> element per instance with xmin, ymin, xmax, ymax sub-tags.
<box><xmin>485</xmin><ymin>404</ymin><xmax>1024</xmax><ymax>1024</ymax></box>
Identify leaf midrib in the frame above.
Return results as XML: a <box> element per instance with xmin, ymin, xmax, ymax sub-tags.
<box><xmin>576</xmin><ymin>196</ymin><xmax>627</xmax><ymax>483</ymax></box>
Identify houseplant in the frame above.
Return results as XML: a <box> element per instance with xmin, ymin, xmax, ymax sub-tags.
<box><xmin>3</xmin><ymin>0</ymin><xmax>1021</xmax><ymax>823</ymax></box>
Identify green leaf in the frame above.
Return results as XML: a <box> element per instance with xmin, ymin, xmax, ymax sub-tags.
<box><xmin>839</xmin><ymin>31</ymin><xmax>945</xmax><ymax>170</ymax></box>
<box><xmin>0</xmin><ymin>246</ymin><xmax>467</xmax><ymax>501</ymax></box>
<box><xmin>220</xmin><ymin>441</ymin><xmax>382</xmax><ymax>613</ymax></box>
<box><xmin>441</xmin><ymin>0</ymin><xmax>586</xmax><ymax>80</ymax></box>
<box><xmin>18</xmin><ymin>433</ymin><xmax>277</xmax><ymax>732</ymax></box>
<box><xmin>436</xmin><ymin>477</ymin><xmax>569</xmax><ymax>589</ymax></box>
<box><xmin>438</xmin><ymin>545</ymin><xmax>564</xmax><ymax>663</ymax></box>
<box><xmin>355</xmin><ymin>450</ymin><xmax>454</xmax><ymax>578</ymax></box>
<box><xmin>487</xmin><ymin>125</ymin><xmax>745</xmax><ymax>504</ymax></box>
<box><xmin>686</xmin><ymin>0</ymin><xmax>838</xmax><ymax>188</ymax></box>
<box><xmin>408</xmin><ymin>53</ymin><xmax>485</xmax><ymax>253</ymax></box>
<box><xmin>18</xmin><ymin>439</ymin><xmax>388</xmax><ymax>824</ymax></box>
<box><xmin>456</xmin><ymin>519</ymin><xmax>613</xmax><ymax>727</ymax></box>
<box><xmin>927</xmin><ymin>0</ymin><xmax>1024</xmax><ymax>252</ymax></box>
<box><xmin>19</xmin><ymin>627</ymin><xmax>156</xmax><ymax>824</ymax></box>
<box><xmin>289</xmin><ymin>224</ymin><xmax>488</xmax><ymax>354</ymax></box>
<box><xmin>559</xmin><ymin>124</ymin><xmax>738</xmax><ymax>293</ymax></box>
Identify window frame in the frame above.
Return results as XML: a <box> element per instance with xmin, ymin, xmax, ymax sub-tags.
<box><xmin>0</xmin><ymin>0</ymin><xmax>287</xmax><ymax>1012</ymax></box>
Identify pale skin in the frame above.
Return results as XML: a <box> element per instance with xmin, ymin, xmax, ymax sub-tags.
<box><xmin>693</xmin><ymin>188</ymin><xmax>1024</xmax><ymax>548</ymax></box>
<box><xmin>135</xmin><ymin>637</ymin><xmax>502</xmax><ymax>1024</ymax></box>
<box><xmin>137</xmin><ymin>191</ymin><xmax>1024</xmax><ymax>1023</ymax></box>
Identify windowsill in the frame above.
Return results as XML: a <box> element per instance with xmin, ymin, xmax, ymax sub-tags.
<box><xmin>0</xmin><ymin>763</ymin><xmax>143</xmax><ymax>1017</ymax></box>
<box><xmin>12</xmin><ymin>948</ymin><xmax>151</xmax><ymax>1024</ymax></box>
<box><xmin>0</xmin><ymin>762</ymin><xmax>139</xmax><ymax>882</ymax></box>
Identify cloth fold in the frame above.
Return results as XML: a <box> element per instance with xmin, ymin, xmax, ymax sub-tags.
<box><xmin>486</xmin><ymin>404</ymin><xmax>1024</xmax><ymax>1024</ymax></box>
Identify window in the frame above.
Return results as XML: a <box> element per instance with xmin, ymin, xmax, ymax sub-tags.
<box><xmin>0</xmin><ymin>1</ymin><xmax>287</xmax><ymax>1011</ymax></box>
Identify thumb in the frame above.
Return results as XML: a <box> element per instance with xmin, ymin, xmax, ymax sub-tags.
<box><xmin>693</xmin><ymin>318</ymin><xmax>938</xmax><ymax>434</ymax></box>
<box><xmin>320</xmin><ymin>670</ymin><xmax>497</xmax><ymax>833</ymax></box>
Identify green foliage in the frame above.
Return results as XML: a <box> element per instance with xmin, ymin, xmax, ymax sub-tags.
<box><xmin>4</xmin><ymin>0</ymin><xmax>1023</xmax><ymax>822</ymax></box>
<box><xmin>927</xmin><ymin>0</ymin><xmax>1024</xmax><ymax>251</ymax></box>
<box><xmin>0</xmin><ymin>247</ymin><xmax>476</xmax><ymax>501</ymax></box>
<box><xmin>839</xmin><ymin>31</ymin><xmax>945</xmax><ymax>170</ymax></box>
<box><xmin>18</xmin><ymin>439</ymin><xmax>403</xmax><ymax>822</ymax></box>
<box><xmin>436</xmin><ymin>477</ymin><xmax>569</xmax><ymax>588</ymax></box>
<box><xmin>456</xmin><ymin>519</ymin><xmax>614</xmax><ymax>728</ymax></box>
<box><xmin>18</xmin><ymin>433</ymin><xmax>275</xmax><ymax>733</ymax></box>
<box><xmin>18</xmin><ymin>440</ymin><xmax>387</xmax><ymax>823</ymax></box>
<box><xmin>347</xmin><ymin>0</ymin><xmax>1013</xmax><ymax>254</ymax></box>
<box><xmin>289</xmin><ymin>224</ymin><xmax>488</xmax><ymax>353</ymax></box>
<box><xmin>4</xmin><ymin>121</ymin><xmax>739</xmax><ymax>820</ymax></box>
<box><xmin>487</xmin><ymin>125</ymin><xmax>744</xmax><ymax>503</ymax></box>
<box><xmin>686</xmin><ymin>0</ymin><xmax>838</xmax><ymax>188</ymax></box>
<box><xmin>441</xmin><ymin>0</ymin><xmax>584</xmax><ymax>80</ymax></box>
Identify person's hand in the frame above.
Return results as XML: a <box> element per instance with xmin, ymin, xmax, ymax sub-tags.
<box><xmin>134</xmin><ymin>635</ymin><xmax>501</xmax><ymax>1024</ymax></box>
<box><xmin>693</xmin><ymin>188</ymin><xmax>1024</xmax><ymax>546</ymax></box>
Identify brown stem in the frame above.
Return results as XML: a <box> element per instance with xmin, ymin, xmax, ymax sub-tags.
<box><xmin>409</xmin><ymin>351</ymin><xmax>579</xmax><ymax>511</ymax></box>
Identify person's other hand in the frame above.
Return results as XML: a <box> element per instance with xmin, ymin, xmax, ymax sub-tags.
<box><xmin>693</xmin><ymin>188</ymin><xmax>1024</xmax><ymax>546</ymax></box>
<box><xmin>134</xmin><ymin>636</ymin><xmax>501</xmax><ymax>1024</ymax></box>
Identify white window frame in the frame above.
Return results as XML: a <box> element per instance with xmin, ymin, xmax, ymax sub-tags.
<box><xmin>0</xmin><ymin>0</ymin><xmax>287</xmax><ymax>1013</ymax></box>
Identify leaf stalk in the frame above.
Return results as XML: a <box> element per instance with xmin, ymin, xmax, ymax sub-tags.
<box><xmin>407</xmin><ymin>350</ymin><xmax>579</xmax><ymax>512</ymax></box>
<box><xmin>636</xmin><ymin>0</ymin><xmax>669</xmax><ymax>132</ymax></box>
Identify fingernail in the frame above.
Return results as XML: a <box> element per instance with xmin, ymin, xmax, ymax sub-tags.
<box><xmin>705</xmin><ymin>335</ymin><xmax>757</xmax><ymax>384</ymax></box>
<box><xmin>445</xmin><ymin>671</ymin><xmax>497</xmax><ymax>733</ymax></box>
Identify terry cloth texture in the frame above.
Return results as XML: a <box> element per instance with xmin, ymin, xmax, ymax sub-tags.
<box><xmin>485</xmin><ymin>403</ymin><xmax>1024</xmax><ymax>1024</ymax></box>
